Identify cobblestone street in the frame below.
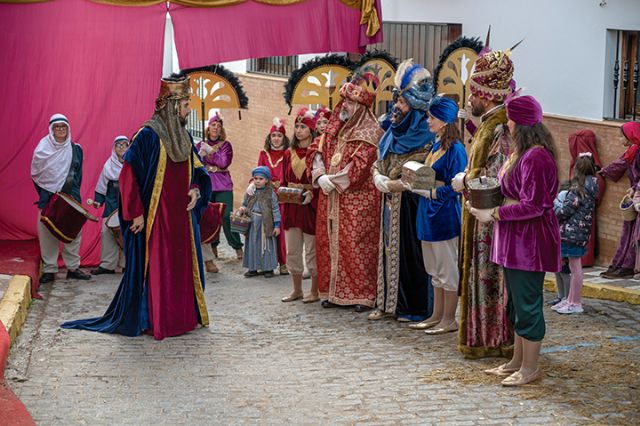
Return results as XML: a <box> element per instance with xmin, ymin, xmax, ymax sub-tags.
<box><xmin>6</xmin><ymin>248</ymin><xmax>640</xmax><ymax>425</ymax></box>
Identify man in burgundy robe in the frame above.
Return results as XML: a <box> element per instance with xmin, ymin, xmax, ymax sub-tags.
<box><xmin>63</xmin><ymin>76</ymin><xmax>212</xmax><ymax>340</ymax></box>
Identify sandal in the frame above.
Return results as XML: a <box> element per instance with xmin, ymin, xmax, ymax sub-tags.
<box><xmin>281</xmin><ymin>293</ymin><xmax>303</xmax><ymax>302</ymax></box>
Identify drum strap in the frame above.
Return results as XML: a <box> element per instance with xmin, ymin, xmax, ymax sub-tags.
<box><xmin>61</xmin><ymin>144</ymin><xmax>79</xmax><ymax>194</ymax></box>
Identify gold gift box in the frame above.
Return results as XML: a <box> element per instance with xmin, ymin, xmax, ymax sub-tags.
<box><xmin>277</xmin><ymin>187</ymin><xmax>304</xmax><ymax>204</ymax></box>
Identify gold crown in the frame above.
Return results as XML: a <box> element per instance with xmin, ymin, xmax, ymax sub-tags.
<box><xmin>155</xmin><ymin>76</ymin><xmax>191</xmax><ymax>111</ymax></box>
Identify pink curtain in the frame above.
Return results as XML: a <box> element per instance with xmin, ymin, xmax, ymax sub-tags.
<box><xmin>0</xmin><ymin>0</ymin><xmax>167</xmax><ymax>266</ymax></box>
<box><xmin>171</xmin><ymin>0</ymin><xmax>382</xmax><ymax>69</ymax></box>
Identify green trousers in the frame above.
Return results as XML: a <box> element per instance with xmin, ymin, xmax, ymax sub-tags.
<box><xmin>211</xmin><ymin>190</ymin><xmax>243</xmax><ymax>250</ymax></box>
<box><xmin>503</xmin><ymin>268</ymin><xmax>546</xmax><ymax>342</ymax></box>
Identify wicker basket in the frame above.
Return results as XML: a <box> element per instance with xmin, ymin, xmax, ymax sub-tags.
<box><xmin>620</xmin><ymin>195</ymin><xmax>638</xmax><ymax>221</ymax></box>
<box><xmin>230</xmin><ymin>212</ymin><xmax>251</xmax><ymax>234</ymax></box>
<box><xmin>467</xmin><ymin>176</ymin><xmax>504</xmax><ymax>209</ymax></box>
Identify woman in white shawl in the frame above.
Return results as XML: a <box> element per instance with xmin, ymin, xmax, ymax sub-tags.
<box><xmin>91</xmin><ymin>136</ymin><xmax>129</xmax><ymax>275</ymax></box>
<box><xmin>31</xmin><ymin>113</ymin><xmax>90</xmax><ymax>283</ymax></box>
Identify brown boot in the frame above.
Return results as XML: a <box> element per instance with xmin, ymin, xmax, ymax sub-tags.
<box><xmin>205</xmin><ymin>260</ymin><xmax>219</xmax><ymax>273</ymax></box>
<box><xmin>235</xmin><ymin>248</ymin><xmax>244</xmax><ymax>260</ymax></box>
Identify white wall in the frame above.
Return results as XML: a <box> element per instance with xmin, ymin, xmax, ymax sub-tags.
<box><xmin>381</xmin><ymin>0</ymin><xmax>640</xmax><ymax>120</ymax></box>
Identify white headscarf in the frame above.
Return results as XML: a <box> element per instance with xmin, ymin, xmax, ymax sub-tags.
<box><xmin>31</xmin><ymin>113</ymin><xmax>73</xmax><ymax>193</ymax></box>
<box><xmin>95</xmin><ymin>135</ymin><xmax>128</xmax><ymax>196</ymax></box>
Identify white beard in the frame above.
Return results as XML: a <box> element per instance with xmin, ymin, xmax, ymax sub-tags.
<box><xmin>339</xmin><ymin>109</ymin><xmax>352</xmax><ymax>122</ymax></box>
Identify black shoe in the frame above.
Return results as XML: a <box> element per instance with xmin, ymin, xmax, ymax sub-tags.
<box><xmin>321</xmin><ymin>300</ymin><xmax>340</xmax><ymax>309</ymax></box>
<box><xmin>603</xmin><ymin>267</ymin><xmax>635</xmax><ymax>279</ymax></box>
<box><xmin>244</xmin><ymin>270</ymin><xmax>259</xmax><ymax>278</ymax></box>
<box><xmin>600</xmin><ymin>265</ymin><xmax>618</xmax><ymax>277</ymax></box>
<box><xmin>263</xmin><ymin>270</ymin><xmax>274</xmax><ymax>278</ymax></box>
<box><xmin>66</xmin><ymin>269</ymin><xmax>91</xmax><ymax>280</ymax></box>
<box><xmin>354</xmin><ymin>304</ymin><xmax>372</xmax><ymax>313</ymax></box>
<box><xmin>91</xmin><ymin>267</ymin><xmax>115</xmax><ymax>275</ymax></box>
<box><xmin>40</xmin><ymin>272</ymin><xmax>55</xmax><ymax>284</ymax></box>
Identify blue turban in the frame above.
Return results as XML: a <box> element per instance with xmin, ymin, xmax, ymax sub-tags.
<box><xmin>252</xmin><ymin>166</ymin><xmax>271</xmax><ymax>180</ymax></box>
<box><xmin>428</xmin><ymin>96</ymin><xmax>459</xmax><ymax>124</ymax></box>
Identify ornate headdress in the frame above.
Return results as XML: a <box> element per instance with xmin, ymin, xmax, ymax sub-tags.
<box><xmin>270</xmin><ymin>117</ymin><xmax>286</xmax><ymax>135</ymax></box>
<box><xmin>394</xmin><ymin>59</ymin><xmax>433</xmax><ymax>111</ymax></box>
<box><xmin>468</xmin><ymin>27</ymin><xmax>522</xmax><ymax>102</ymax></box>
<box><xmin>339</xmin><ymin>68</ymin><xmax>379</xmax><ymax>108</ymax></box>
<box><xmin>315</xmin><ymin>106</ymin><xmax>332</xmax><ymax>121</ymax></box>
<box><xmin>155</xmin><ymin>76</ymin><xmax>191</xmax><ymax>112</ymax></box>
<box><xmin>295</xmin><ymin>107</ymin><xmax>316</xmax><ymax>131</ymax></box>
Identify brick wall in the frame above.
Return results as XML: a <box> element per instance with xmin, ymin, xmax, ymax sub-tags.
<box><xmin>217</xmin><ymin>73</ymin><xmax>630</xmax><ymax>267</ymax></box>
<box><xmin>544</xmin><ymin>114</ymin><xmax>627</xmax><ymax>266</ymax></box>
<box><xmin>216</xmin><ymin>74</ymin><xmax>291</xmax><ymax>211</ymax></box>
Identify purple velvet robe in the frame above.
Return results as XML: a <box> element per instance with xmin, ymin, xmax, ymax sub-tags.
<box><xmin>196</xmin><ymin>139</ymin><xmax>233</xmax><ymax>192</ymax></box>
<box><xmin>492</xmin><ymin>147</ymin><xmax>561</xmax><ymax>273</ymax></box>
<box><xmin>602</xmin><ymin>154</ymin><xmax>640</xmax><ymax>270</ymax></box>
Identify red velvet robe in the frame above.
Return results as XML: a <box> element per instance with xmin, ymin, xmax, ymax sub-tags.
<box><xmin>258</xmin><ymin>149</ymin><xmax>287</xmax><ymax>264</ymax></box>
<box><xmin>281</xmin><ymin>147</ymin><xmax>317</xmax><ymax>234</ymax></box>
<box><xmin>120</xmin><ymin>158</ymin><xmax>200</xmax><ymax>339</ymax></box>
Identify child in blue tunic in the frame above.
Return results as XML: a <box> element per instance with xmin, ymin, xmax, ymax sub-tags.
<box><xmin>240</xmin><ymin>166</ymin><xmax>281</xmax><ymax>278</ymax></box>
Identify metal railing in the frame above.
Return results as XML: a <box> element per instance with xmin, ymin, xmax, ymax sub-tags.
<box><xmin>367</xmin><ymin>21</ymin><xmax>462</xmax><ymax>74</ymax></box>
<box><xmin>248</xmin><ymin>56</ymin><xmax>298</xmax><ymax>78</ymax></box>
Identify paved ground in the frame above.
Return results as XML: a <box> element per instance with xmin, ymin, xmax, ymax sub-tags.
<box><xmin>581</xmin><ymin>266</ymin><xmax>640</xmax><ymax>291</ymax></box>
<box><xmin>5</xmin><ymin>246</ymin><xmax>640</xmax><ymax>425</ymax></box>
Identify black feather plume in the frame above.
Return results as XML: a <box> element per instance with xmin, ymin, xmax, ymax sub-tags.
<box><xmin>433</xmin><ymin>37</ymin><xmax>484</xmax><ymax>92</ymax></box>
<box><xmin>283</xmin><ymin>54</ymin><xmax>355</xmax><ymax>107</ymax></box>
<box><xmin>356</xmin><ymin>49</ymin><xmax>399</xmax><ymax>70</ymax></box>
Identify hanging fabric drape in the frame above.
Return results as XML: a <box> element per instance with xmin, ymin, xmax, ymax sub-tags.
<box><xmin>1</xmin><ymin>0</ymin><xmax>380</xmax><ymax>38</ymax></box>
<box><xmin>0</xmin><ymin>0</ymin><xmax>166</xmax><ymax>265</ymax></box>
<box><xmin>171</xmin><ymin>0</ymin><xmax>382</xmax><ymax>69</ymax></box>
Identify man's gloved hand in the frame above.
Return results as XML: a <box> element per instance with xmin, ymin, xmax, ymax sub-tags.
<box><xmin>317</xmin><ymin>175</ymin><xmax>336</xmax><ymax>194</ymax></box>
<box><xmin>373</xmin><ymin>174</ymin><xmax>391</xmax><ymax>193</ymax></box>
<box><xmin>452</xmin><ymin>172</ymin><xmax>467</xmax><ymax>192</ymax></box>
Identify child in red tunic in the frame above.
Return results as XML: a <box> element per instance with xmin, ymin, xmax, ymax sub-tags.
<box><xmin>280</xmin><ymin>108</ymin><xmax>319</xmax><ymax>303</ymax></box>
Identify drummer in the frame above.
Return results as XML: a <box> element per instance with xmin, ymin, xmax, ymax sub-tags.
<box><xmin>31</xmin><ymin>113</ymin><xmax>91</xmax><ymax>283</ymax></box>
<box><xmin>91</xmin><ymin>136</ymin><xmax>129</xmax><ymax>275</ymax></box>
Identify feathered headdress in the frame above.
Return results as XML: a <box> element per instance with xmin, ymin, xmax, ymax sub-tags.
<box><xmin>394</xmin><ymin>59</ymin><xmax>431</xmax><ymax>94</ymax></box>
<box><xmin>315</xmin><ymin>106</ymin><xmax>331</xmax><ymax>121</ymax></box>
<box><xmin>270</xmin><ymin>117</ymin><xmax>286</xmax><ymax>135</ymax></box>
<box><xmin>393</xmin><ymin>59</ymin><xmax>433</xmax><ymax>112</ymax></box>
<box><xmin>294</xmin><ymin>107</ymin><xmax>316</xmax><ymax>130</ymax></box>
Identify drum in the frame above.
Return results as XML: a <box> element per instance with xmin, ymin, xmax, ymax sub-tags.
<box><xmin>230</xmin><ymin>211</ymin><xmax>251</xmax><ymax>235</ymax></box>
<box><xmin>40</xmin><ymin>192</ymin><xmax>99</xmax><ymax>243</ymax></box>
<box><xmin>106</xmin><ymin>209</ymin><xmax>123</xmax><ymax>249</ymax></box>
<box><xmin>200</xmin><ymin>202</ymin><xmax>226</xmax><ymax>244</ymax></box>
